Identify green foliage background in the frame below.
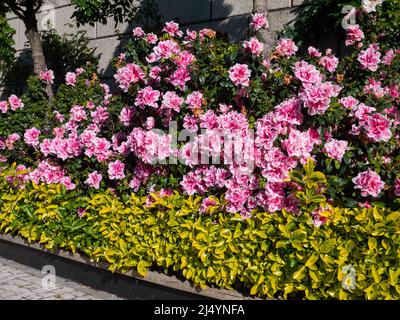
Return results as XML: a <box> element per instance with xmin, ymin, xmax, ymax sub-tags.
<box><xmin>1</xmin><ymin>165</ymin><xmax>400</xmax><ymax>300</ymax></box>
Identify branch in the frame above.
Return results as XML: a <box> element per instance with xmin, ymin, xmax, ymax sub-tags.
<box><xmin>6</xmin><ymin>0</ymin><xmax>26</xmax><ymax>20</ymax></box>
<box><xmin>33</xmin><ymin>0</ymin><xmax>44</xmax><ymax>13</ymax></box>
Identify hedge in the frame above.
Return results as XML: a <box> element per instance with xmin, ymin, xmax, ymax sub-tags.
<box><xmin>1</xmin><ymin>167</ymin><xmax>399</xmax><ymax>300</ymax></box>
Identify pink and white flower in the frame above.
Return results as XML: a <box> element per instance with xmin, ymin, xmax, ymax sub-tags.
<box><xmin>65</xmin><ymin>72</ymin><xmax>77</xmax><ymax>86</ymax></box>
<box><xmin>243</xmin><ymin>37</ymin><xmax>263</xmax><ymax>56</ymax></box>
<box><xmin>249</xmin><ymin>13</ymin><xmax>268</xmax><ymax>31</ymax></box>
<box><xmin>135</xmin><ymin>86</ymin><xmax>160</xmax><ymax>109</ymax></box>
<box><xmin>85</xmin><ymin>171</ymin><xmax>102</xmax><ymax>189</ymax></box>
<box><xmin>24</xmin><ymin>128</ymin><xmax>41</xmax><ymax>147</ymax></box>
<box><xmin>39</xmin><ymin>69</ymin><xmax>55</xmax><ymax>84</ymax></box>
<box><xmin>324</xmin><ymin>139</ymin><xmax>348</xmax><ymax>161</ymax></box>
<box><xmin>114</xmin><ymin>63</ymin><xmax>145</xmax><ymax>92</ymax></box>
<box><xmin>8</xmin><ymin>95</ymin><xmax>24</xmax><ymax>111</ymax></box>
<box><xmin>108</xmin><ymin>160</ymin><xmax>125</xmax><ymax>180</ymax></box>
<box><xmin>352</xmin><ymin>169</ymin><xmax>384</xmax><ymax>197</ymax></box>
<box><xmin>228</xmin><ymin>64</ymin><xmax>251</xmax><ymax>87</ymax></box>
<box><xmin>163</xmin><ymin>21</ymin><xmax>183</xmax><ymax>37</ymax></box>
<box><xmin>358</xmin><ymin>44</ymin><xmax>381</xmax><ymax>72</ymax></box>
<box><xmin>275</xmin><ymin>38</ymin><xmax>298</xmax><ymax>57</ymax></box>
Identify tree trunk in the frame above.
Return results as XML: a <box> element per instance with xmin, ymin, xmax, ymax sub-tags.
<box><xmin>23</xmin><ymin>14</ymin><xmax>53</xmax><ymax>98</ymax></box>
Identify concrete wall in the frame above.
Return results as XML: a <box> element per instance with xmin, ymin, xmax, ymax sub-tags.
<box><xmin>4</xmin><ymin>0</ymin><xmax>304</xmax><ymax>81</ymax></box>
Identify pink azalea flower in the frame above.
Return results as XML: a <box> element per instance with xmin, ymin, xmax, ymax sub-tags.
<box><xmin>243</xmin><ymin>37</ymin><xmax>264</xmax><ymax>56</ymax></box>
<box><xmin>395</xmin><ymin>178</ymin><xmax>400</xmax><ymax>197</ymax></box>
<box><xmin>281</xmin><ymin>129</ymin><xmax>321</xmax><ymax>164</ymax></box>
<box><xmin>352</xmin><ymin>169</ymin><xmax>384</xmax><ymax>198</ymax></box>
<box><xmin>149</xmin><ymin>66</ymin><xmax>162</xmax><ymax>82</ymax></box>
<box><xmin>135</xmin><ymin>86</ymin><xmax>160</xmax><ymax>108</ymax></box>
<box><xmin>8</xmin><ymin>95</ymin><xmax>24</xmax><ymax>111</ymax></box>
<box><xmin>228</xmin><ymin>63</ymin><xmax>251</xmax><ymax>87</ymax></box>
<box><xmin>183</xmin><ymin>114</ymin><xmax>198</xmax><ymax>132</ymax></box>
<box><xmin>0</xmin><ymin>101</ymin><xmax>8</xmax><ymax>113</ymax></box>
<box><xmin>199</xmin><ymin>197</ymin><xmax>218</xmax><ymax>214</ymax></box>
<box><xmin>65</xmin><ymin>72</ymin><xmax>77</xmax><ymax>86</ymax></box>
<box><xmin>168</xmin><ymin>67</ymin><xmax>191</xmax><ymax>90</ymax></box>
<box><xmin>61</xmin><ymin>176</ymin><xmax>76</xmax><ymax>190</ymax></box>
<box><xmin>53</xmin><ymin>111</ymin><xmax>65</xmax><ymax>122</ymax></box>
<box><xmin>275</xmin><ymin>38</ymin><xmax>298</xmax><ymax>57</ymax></box>
<box><xmin>293</xmin><ymin>60</ymin><xmax>322</xmax><ymax>84</ymax></box>
<box><xmin>185</xmin><ymin>91</ymin><xmax>203</xmax><ymax>109</ymax></box>
<box><xmin>77</xmin><ymin>208</ymin><xmax>86</xmax><ymax>218</ymax></box>
<box><xmin>364</xmin><ymin>113</ymin><xmax>392</xmax><ymax>142</ymax></box>
<box><xmin>382</xmin><ymin>49</ymin><xmax>395</xmax><ymax>65</ymax></box>
<box><xmin>320</xmin><ymin>54</ymin><xmax>339</xmax><ymax>72</ymax></box>
<box><xmin>308</xmin><ymin>46</ymin><xmax>322</xmax><ymax>57</ymax></box>
<box><xmin>75</xmin><ymin>68</ymin><xmax>84</xmax><ymax>75</ymax></box>
<box><xmin>185</xmin><ymin>29</ymin><xmax>197</xmax><ymax>42</ymax></box>
<box><xmin>108</xmin><ymin>160</ymin><xmax>125</xmax><ymax>180</ymax></box>
<box><xmin>145</xmin><ymin>117</ymin><xmax>155</xmax><ymax>130</ymax></box>
<box><xmin>70</xmin><ymin>105</ymin><xmax>87</xmax><ymax>122</ymax></box>
<box><xmin>153</xmin><ymin>39</ymin><xmax>181</xmax><ymax>59</ymax></box>
<box><xmin>145</xmin><ymin>33</ymin><xmax>158</xmax><ymax>44</ymax></box>
<box><xmin>299</xmin><ymin>83</ymin><xmax>332</xmax><ymax>116</ymax></box>
<box><xmin>5</xmin><ymin>133</ymin><xmax>20</xmax><ymax>150</ymax></box>
<box><xmin>132</xmin><ymin>26</ymin><xmax>145</xmax><ymax>37</ymax></box>
<box><xmin>39</xmin><ymin>69</ymin><xmax>54</xmax><ymax>84</ymax></box>
<box><xmin>119</xmin><ymin>106</ymin><xmax>135</xmax><ymax>127</ymax></box>
<box><xmin>345</xmin><ymin>25</ymin><xmax>365</xmax><ymax>46</ymax></box>
<box><xmin>163</xmin><ymin>21</ymin><xmax>183</xmax><ymax>37</ymax></box>
<box><xmin>85</xmin><ymin>171</ymin><xmax>102</xmax><ymax>189</ymax></box>
<box><xmin>324</xmin><ymin>139</ymin><xmax>349</xmax><ymax>161</ymax></box>
<box><xmin>340</xmin><ymin>96</ymin><xmax>359</xmax><ymax>109</ymax></box>
<box><xmin>161</xmin><ymin>91</ymin><xmax>184</xmax><ymax>112</ymax></box>
<box><xmin>24</xmin><ymin>128</ymin><xmax>41</xmax><ymax>147</ymax></box>
<box><xmin>249</xmin><ymin>13</ymin><xmax>268</xmax><ymax>31</ymax></box>
<box><xmin>114</xmin><ymin>63</ymin><xmax>145</xmax><ymax>92</ymax></box>
<box><xmin>358</xmin><ymin>44</ymin><xmax>381</xmax><ymax>72</ymax></box>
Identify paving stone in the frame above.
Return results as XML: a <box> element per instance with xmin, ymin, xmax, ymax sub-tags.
<box><xmin>0</xmin><ymin>255</ymin><xmax>124</xmax><ymax>300</ymax></box>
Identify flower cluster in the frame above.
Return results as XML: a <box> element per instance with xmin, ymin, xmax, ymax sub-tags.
<box><xmin>1</xmin><ymin>6</ymin><xmax>400</xmax><ymax>219</ymax></box>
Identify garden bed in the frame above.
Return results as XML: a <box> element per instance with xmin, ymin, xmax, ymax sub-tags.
<box><xmin>1</xmin><ymin>1</ymin><xmax>400</xmax><ymax>300</ymax></box>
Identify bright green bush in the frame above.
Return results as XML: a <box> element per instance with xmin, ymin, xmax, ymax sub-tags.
<box><xmin>1</xmin><ymin>164</ymin><xmax>399</xmax><ymax>300</ymax></box>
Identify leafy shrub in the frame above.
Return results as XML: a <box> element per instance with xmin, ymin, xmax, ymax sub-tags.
<box><xmin>1</xmin><ymin>166</ymin><xmax>400</xmax><ymax>300</ymax></box>
<box><xmin>1</xmin><ymin>3</ymin><xmax>400</xmax><ymax>215</ymax></box>
<box><xmin>41</xmin><ymin>28</ymin><xmax>99</xmax><ymax>86</ymax></box>
<box><xmin>0</xmin><ymin>14</ymin><xmax>15</xmax><ymax>85</ymax></box>
<box><xmin>5</xmin><ymin>27</ymin><xmax>99</xmax><ymax>93</ymax></box>
<box><xmin>289</xmin><ymin>0</ymin><xmax>400</xmax><ymax>50</ymax></box>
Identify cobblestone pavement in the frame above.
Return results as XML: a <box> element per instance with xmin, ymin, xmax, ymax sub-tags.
<box><xmin>0</xmin><ymin>256</ymin><xmax>124</xmax><ymax>300</ymax></box>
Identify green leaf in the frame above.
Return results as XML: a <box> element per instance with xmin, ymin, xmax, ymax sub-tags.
<box><xmin>319</xmin><ymin>239</ymin><xmax>337</xmax><ymax>254</ymax></box>
<box><xmin>305</xmin><ymin>254</ymin><xmax>319</xmax><ymax>268</ymax></box>
<box><xmin>137</xmin><ymin>260</ymin><xmax>148</xmax><ymax>277</ymax></box>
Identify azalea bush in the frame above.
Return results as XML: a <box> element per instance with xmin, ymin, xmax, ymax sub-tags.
<box><xmin>1</xmin><ymin>1</ymin><xmax>400</xmax><ymax>219</ymax></box>
<box><xmin>289</xmin><ymin>0</ymin><xmax>400</xmax><ymax>50</ymax></box>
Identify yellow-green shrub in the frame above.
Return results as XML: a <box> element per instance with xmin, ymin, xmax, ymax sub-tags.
<box><xmin>0</xmin><ymin>170</ymin><xmax>400</xmax><ymax>300</ymax></box>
